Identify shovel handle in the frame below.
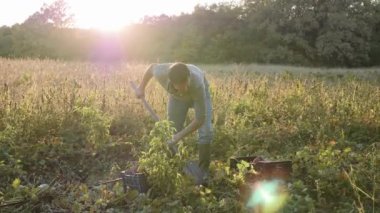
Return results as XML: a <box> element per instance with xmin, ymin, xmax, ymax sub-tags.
<box><xmin>130</xmin><ymin>81</ymin><xmax>160</xmax><ymax>122</ymax></box>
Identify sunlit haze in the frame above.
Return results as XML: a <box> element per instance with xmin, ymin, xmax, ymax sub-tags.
<box><xmin>1</xmin><ymin>0</ymin><xmax>231</xmax><ymax>31</ymax></box>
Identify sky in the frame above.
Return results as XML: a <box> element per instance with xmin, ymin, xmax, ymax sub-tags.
<box><xmin>0</xmin><ymin>0</ymin><xmax>232</xmax><ymax>30</ymax></box>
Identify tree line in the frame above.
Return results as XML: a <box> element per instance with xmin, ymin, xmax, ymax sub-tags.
<box><xmin>0</xmin><ymin>0</ymin><xmax>379</xmax><ymax>67</ymax></box>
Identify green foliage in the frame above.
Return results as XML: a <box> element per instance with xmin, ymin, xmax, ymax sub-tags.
<box><xmin>0</xmin><ymin>60</ymin><xmax>379</xmax><ymax>212</ymax></box>
<box><xmin>138</xmin><ymin>120</ymin><xmax>189</xmax><ymax>197</ymax></box>
<box><xmin>60</xmin><ymin>105</ymin><xmax>110</xmax><ymax>148</ymax></box>
<box><xmin>131</xmin><ymin>121</ymin><xmax>245</xmax><ymax>212</ymax></box>
<box><xmin>283</xmin><ymin>180</ymin><xmax>316</xmax><ymax>212</ymax></box>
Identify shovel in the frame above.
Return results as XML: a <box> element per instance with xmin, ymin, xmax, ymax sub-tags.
<box><xmin>130</xmin><ymin>81</ymin><xmax>160</xmax><ymax>122</ymax></box>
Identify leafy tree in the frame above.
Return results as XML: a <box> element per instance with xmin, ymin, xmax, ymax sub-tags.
<box><xmin>0</xmin><ymin>26</ymin><xmax>13</xmax><ymax>57</ymax></box>
<box><xmin>0</xmin><ymin>0</ymin><xmax>379</xmax><ymax>66</ymax></box>
<box><xmin>315</xmin><ymin>0</ymin><xmax>375</xmax><ymax>66</ymax></box>
<box><xmin>369</xmin><ymin>1</ymin><xmax>380</xmax><ymax>65</ymax></box>
<box><xmin>23</xmin><ymin>0</ymin><xmax>73</xmax><ymax>28</ymax></box>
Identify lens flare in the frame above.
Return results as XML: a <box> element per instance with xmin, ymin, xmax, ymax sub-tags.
<box><xmin>246</xmin><ymin>179</ymin><xmax>288</xmax><ymax>213</ymax></box>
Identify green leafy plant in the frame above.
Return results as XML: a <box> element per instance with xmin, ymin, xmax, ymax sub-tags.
<box><xmin>138</xmin><ymin>120</ymin><xmax>190</xmax><ymax>197</ymax></box>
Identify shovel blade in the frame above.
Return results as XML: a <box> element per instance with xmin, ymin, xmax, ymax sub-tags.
<box><xmin>184</xmin><ymin>161</ymin><xmax>207</xmax><ymax>185</ymax></box>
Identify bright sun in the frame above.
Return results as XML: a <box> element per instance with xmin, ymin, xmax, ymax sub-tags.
<box><xmin>68</xmin><ymin>0</ymin><xmax>205</xmax><ymax>31</ymax></box>
<box><xmin>71</xmin><ymin>0</ymin><xmax>139</xmax><ymax>31</ymax></box>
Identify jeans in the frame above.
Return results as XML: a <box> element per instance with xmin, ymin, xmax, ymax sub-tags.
<box><xmin>168</xmin><ymin>80</ymin><xmax>213</xmax><ymax>173</ymax></box>
<box><xmin>167</xmin><ymin>81</ymin><xmax>213</xmax><ymax>144</ymax></box>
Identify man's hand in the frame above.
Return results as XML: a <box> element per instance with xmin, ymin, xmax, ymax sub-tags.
<box><xmin>167</xmin><ymin>139</ymin><xmax>178</xmax><ymax>154</ymax></box>
<box><xmin>135</xmin><ymin>86</ymin><xmax>145</xmax><ymax>99</ymax></box>
<box><xmin>172</xmin><ymin>134</ymin><xmax>181</xmax><ymax>143</ymax></box>
<box><xmin>167</xmin><ymin>134</ymin><xmax>182</xmax><ymax>154</ymax></box>
<box><xmin>134</xmin><ymin>64</ymin><xmax>154</xmax><ymax>99</ymax></box>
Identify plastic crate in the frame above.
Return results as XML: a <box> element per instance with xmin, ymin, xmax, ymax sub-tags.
<box><xmin>120</xmin><ymin>171</ymin><xmax>149</xmax><ymax>193</ymax></box>
<box><xmin>256</xmin><ymin>160</ymin><xmax>292</xmax><ymax>180</ymax></box>
<box><xmin>229</xmin><ymin>156</ymin><xmax>261</xmax><ymax>170</ymax></box>
<box><xmin>229</xmin><ymin>156</ymin><xmax>292</xmax><ymax>181</ymax></box>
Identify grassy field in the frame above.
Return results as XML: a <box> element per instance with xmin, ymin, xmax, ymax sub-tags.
<box><xmin>0</xmin><ymin>58</ymin><xmax>379</xmax><ymax>212</ymax></box>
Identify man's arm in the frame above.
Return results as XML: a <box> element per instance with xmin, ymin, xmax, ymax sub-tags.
<box><xmin>172</xmin><ymin>85</ymin><xmax>206</xmax><ymax>143</ymax></box>
<box><xmin>136</xmin><ymin>64</ymin><xmax>155</xmax><ymax>98</ymax></box>
<box><xmin>172</xmin><ymin>118</ymin><xmax>204</xmax><ymax>143</ymax></box>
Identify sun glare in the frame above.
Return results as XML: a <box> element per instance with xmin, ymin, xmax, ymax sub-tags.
<box><xmin>69</xmin><ymin>0</ymin><xmax>209</xmax><ymax>31</ymax></box>
<box><xmin>71</xmin><ymin>1</ymin><xmax>136</xmax><ymax>31</ymax></box>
